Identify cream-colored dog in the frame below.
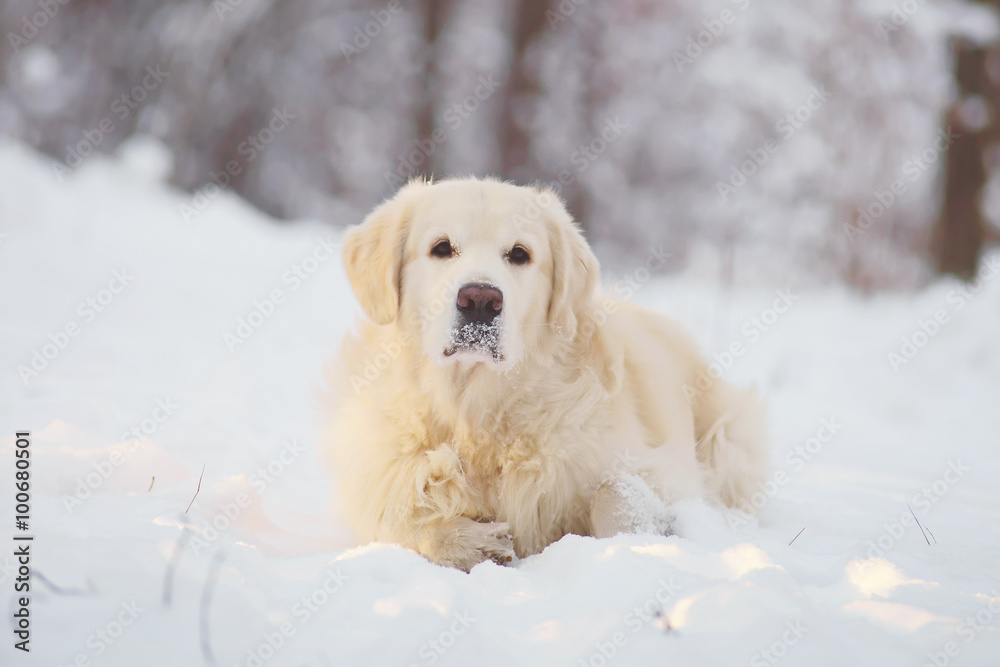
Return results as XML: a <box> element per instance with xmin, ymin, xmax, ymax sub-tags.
<box><xmin>322</xmin><ymin>178</ymin><xmax>766</xmax><ymax>571</ymax></box>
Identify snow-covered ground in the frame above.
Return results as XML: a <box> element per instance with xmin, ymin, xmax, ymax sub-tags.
<box><xmin>1</xmin><ymin>138</ymin><xmax>999</xmax><ymax>667</ymax></box>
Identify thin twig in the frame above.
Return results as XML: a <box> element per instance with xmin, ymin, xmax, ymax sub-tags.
<box><xmin>653</xmin><ymin>610</ymin><xmax>673</xmax><ymax>634</ymax></box>
<box><xmin>199</xmin><ymin>550</ymin><xmax>226</xmax><ymax>665</ymax></box>
<box><xmin>186</xmin><ymin>465</ymin><xmax>206</xmax><ymax>514</ymax></box>
<box><xmin>788</xmin><ymin>526</ymin><xmax>806</xmax><ymax>546</ymax></box>
<box><xmin>34</xmin><ymin>571</ymin><xmax>93</xmax><ymax>596</ymax></box>
<box><xmin>908</xmin><ymin>504</ymin><xmax>935</xmax><ymax>545</ymax></box>
<box><xmin>148</xmin><ymin>476</ymin><xmax>155</xmax><ymax>492</ymax></box>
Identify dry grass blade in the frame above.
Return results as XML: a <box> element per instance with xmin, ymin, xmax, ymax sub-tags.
<box><xmin>908</xmin><ymin>504</ymin><xmax>935</xmax><ymax>545</ymax></box>
<box><xmin>34</xmin><ymin>570</ymin><xmax>93</xmax><ymax>596</ymax></box>
<box><xmin>185</xmin><ymin>464</ymin><xmax>206</xmax><ymax>514</ymax></box>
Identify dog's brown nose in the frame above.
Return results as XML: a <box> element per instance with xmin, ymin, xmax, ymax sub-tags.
<box><xmin>457</xmin><ymin>283</ymin><xmax>503</xmax><ymax>323</ymax></box>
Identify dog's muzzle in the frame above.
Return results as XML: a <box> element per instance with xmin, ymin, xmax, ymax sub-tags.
<box><xmin>443</xmin><ymin>283</ymin><xmax>504</xmax><ymax>361</ymax></box>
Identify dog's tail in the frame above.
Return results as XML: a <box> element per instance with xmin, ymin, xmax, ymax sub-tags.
<box><xmin>692</xmin><ymin>381</ymin><xmax>768</xmax><ymax>508</ymax></box>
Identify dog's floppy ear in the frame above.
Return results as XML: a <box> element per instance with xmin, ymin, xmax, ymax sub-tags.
<box><xmin>544</xmin><ymin>191</ymin><xmax>600</xmax><ymax>340</ymax></box>
<box><xmin>342</xmin><ymin>181</ymin><xmax>426</xmax><ymax>325</ymax></box>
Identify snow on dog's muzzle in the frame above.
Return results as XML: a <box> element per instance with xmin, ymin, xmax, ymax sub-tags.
<box><xmin>443</xmin><ymin>283</ymin><xmax>505</xmax><ymax>361</ymax></box>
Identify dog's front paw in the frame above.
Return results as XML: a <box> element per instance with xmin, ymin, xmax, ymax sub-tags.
<box><xmin>425</xmin><ymin>517</ymin><xmax>515</xmax><ymax>571</ymax></box>
<box><xmin>473</xmin><ymin>520</ymin><xmax>516</xmax><ymax>567</ymax></box>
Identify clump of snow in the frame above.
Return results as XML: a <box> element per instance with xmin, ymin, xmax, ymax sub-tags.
<box><xmin>1</xmin><ymin>143</ymin><xmax>999</xmax><ymax>665</ymax></box>
<box><xmin>116</xmin><ymin>135</ymin><xmax>174</xmax><ymax>183</ymax></box>
<box><xmin>446</xmin><ymin>319</ymin><xmax>503</xmax><ymax>359</ymax></box>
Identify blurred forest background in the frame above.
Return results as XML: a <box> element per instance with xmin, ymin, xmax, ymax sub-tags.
<box><xmin>3</xmin><ymin>0</ymin><xmax>1000</xmax><ymax>288</ymax></box>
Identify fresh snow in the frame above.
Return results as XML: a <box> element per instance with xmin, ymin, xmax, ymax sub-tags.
<box><xmin>1</xmin><ymin>139</ymin><xmax>998</xmax><ymax>667</ymax></box>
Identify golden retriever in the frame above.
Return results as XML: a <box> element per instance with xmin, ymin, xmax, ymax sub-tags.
<box><xmin>321</xmin><ymin>178</ymin><xmax>766</xmax><ymax>571</ymax></box>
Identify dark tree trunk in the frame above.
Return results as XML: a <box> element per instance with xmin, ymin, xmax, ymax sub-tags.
<box><xmin>414</xmin><ymin>0</ymin><xmax>451</xmax><ymax>179</ymax></box>
<box><xmin>499</xmin><ymin>0</ymin><xmax>554</xmax><ymax>182</ymax></box>
<box><xmin>931</xmin><ymin>31</ymin><xmax>1000</xmax><ymax>279</ymax></box>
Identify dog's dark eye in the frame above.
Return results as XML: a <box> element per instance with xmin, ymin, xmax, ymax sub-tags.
<box><xmin>507</xmin><ymin>245</ymin><xmax>531</xmax><ymax>266</ymax></box>
<box><xmin>430</xmin><ymin>239</ymin><xmax>454</xmax><ymax>259</ymax></box>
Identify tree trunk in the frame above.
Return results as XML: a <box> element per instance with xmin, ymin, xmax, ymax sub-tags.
<box><xmin>931</xmin><ymin>34</ymin><xmax>1000</xmax><ymax>279</ymax></box>
<box><xmin>499</xmin><ymin>0</ymin><xmax>554</xmax><ymax>182</ymax></box>
<box><xmin>414</xmin><ymin>0</ymin><xmax>451</xmax><ymax>179</ymax></box>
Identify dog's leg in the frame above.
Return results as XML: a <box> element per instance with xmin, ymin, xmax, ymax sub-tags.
<box><xmin>692</xmin><ymin>381</ymin><xmax>768</xmax><ymax>508</ymax></box>
<box><xmin>590</xmin><ymin>474</ymin><xmax>675</xmax><ymax>539</ymax></box>
<box><xmin>363</xmin><ymin>443</ymin><xmax>515</xmax><ymax>571</ymax></box>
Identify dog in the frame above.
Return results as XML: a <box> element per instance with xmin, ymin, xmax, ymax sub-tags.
<box><xmin>321</xmin><ymin>177</ymin><xmax>766</xmax><ymax>571</ymax></box>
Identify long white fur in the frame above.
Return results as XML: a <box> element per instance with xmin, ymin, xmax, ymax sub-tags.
<box><xmin>321</xmin><ymin>177</ymin><xmax>767</xmax><ymax>571</ymax></box>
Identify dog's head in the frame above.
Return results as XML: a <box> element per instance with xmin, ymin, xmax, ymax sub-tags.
<box><xmin>342</xmin><ymin>178</ymin><xmax>599</xmax><ymax>370</ymax></box>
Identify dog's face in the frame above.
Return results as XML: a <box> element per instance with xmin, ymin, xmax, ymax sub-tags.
<box><xmin>342</xmin><ymin>178</ymin><xmax>599</xmax><ymax>371</ymax></box>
